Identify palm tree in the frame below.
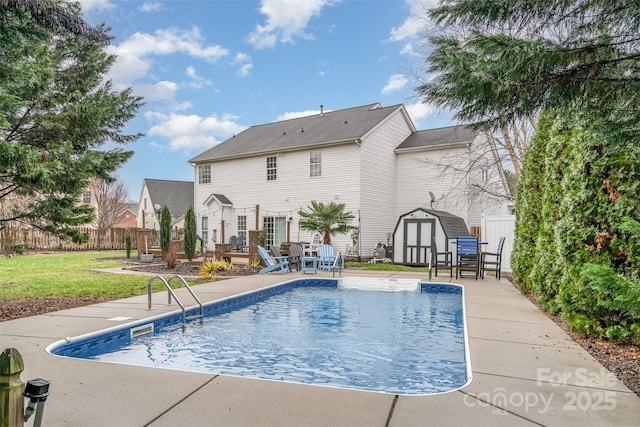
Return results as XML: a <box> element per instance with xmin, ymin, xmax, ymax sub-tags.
<box><xmin>298</xmin><ymin>201</ymin><xmax>357</xmax><ymax>245</ymax></box>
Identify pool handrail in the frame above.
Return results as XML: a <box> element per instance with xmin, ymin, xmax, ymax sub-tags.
<box><xmin>147</xmin><ymin>275</ymin><xmax>204</xmax><ymax>323</ymax></box>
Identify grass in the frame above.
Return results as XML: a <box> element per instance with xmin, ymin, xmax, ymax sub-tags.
<box><xmin>345</xmin><ymin>261</ymin><xmax>431</xmax><ymax>273</ymax></box>
<box><xmin>0</xmin><ymin>252</ymin><xmax>431</xmax><ymax>302</ymax></box>
<box><xmin>0</xmin><ymin>251</ymin><xmax>203</xmax><ymax>301</ymax></box>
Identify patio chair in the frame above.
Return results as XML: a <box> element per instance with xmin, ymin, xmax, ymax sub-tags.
<box><xmin>306</xmin><ymin>234</ymin><xmax>322</xmax><ymax>256</ymax></box>
<box><xmin>229</xmin><ymin>235</ymin><xmax>237</xmax><ymax>251</ymax></box>
<box><xmin>288</xmin><ymin>242</ymin><xmax>304</xmax><ymax>271</ymax></box>
<box><xmin>431</xmin><ymin>236</ymin><xmax>452</xmax><ymax>278</ymax></box>
<box><xmin>257</xmin><ymin>245</ymin><xmax>290</xmax><ymax>274</ymax></box>
<box><xmin>455</xmin><ymin>236</ymin><xmax>479</xmax><ymax>280</ymax></box>
<box><xmin>481</xmin><ymin>237</ymin><xmax>506</xmax><ymax>280</ymax></box>
<box><xmin>317</xmin><ymin>244</ymin><xmax>344</xmax><ymax>272</ymax></box>
<box><xmin>236</xmin><ymin>234</ymin><xmax>247</xmax><ymax>252</ymax></box>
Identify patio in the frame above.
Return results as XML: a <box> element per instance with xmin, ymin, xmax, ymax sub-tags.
<box><xmin>1</xmin><ymin>270</ymin><xmax>639</xmax><ymax>426</ymax></box>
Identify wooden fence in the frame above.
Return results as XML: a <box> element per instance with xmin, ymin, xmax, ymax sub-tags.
<box><xmin>0</xmin><ymin>227</ymin><xmax>159</xmax><ymax>251</ymax></box>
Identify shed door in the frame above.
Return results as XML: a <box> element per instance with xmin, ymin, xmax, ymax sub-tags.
<box><xmin>403</xmin><ymin>218</ymin><xmax>435</xmax><ymax>265</ymax></box>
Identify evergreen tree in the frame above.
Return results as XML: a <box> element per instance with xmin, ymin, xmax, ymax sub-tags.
<box><xmin>0</xmin><ymin>0</ymin><xmax>143</xmax><ymax>242</ymax></box>
<box><xmin>183</xmin><ymin>204</ymin><xmax>196</xmax><ymax>261</ymax></box>
<box><xmin>159</xmin><ymin>205</ymin><xmax>171</xmax><ymax>259</ymax></box>
<box><xmin>421</xmin><ymin>0</ymin><xmax>640</xmax><ymax>128</ymax></box>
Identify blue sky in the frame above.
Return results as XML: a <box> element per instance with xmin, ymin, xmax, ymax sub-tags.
<box><xmin>77</xmin><ymin>0</ymin><xmax>453</xmax><ymax>199</ymax></box>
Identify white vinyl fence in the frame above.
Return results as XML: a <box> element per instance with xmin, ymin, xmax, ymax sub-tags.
<box><xmin>480</xmin><ymin>214</ymin><xmax>516</xmax><ymax>272</ymax></box>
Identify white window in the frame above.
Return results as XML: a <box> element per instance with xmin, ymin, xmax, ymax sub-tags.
<box><xmin>201</xmin><ymin>216</ymin><xmax>208</xmax><ymax>244</ymax></box>
<box><xmin>199</xmin><ymin>165</ymin><xmax>211</xmax><ymax>184</ymax></box>
<box><xmin>310</xmin><ymin>151</ymin><xmax>321</xmax><ymax>177</ymax></box>
<box><xmin>480</xmin><ymin>157</ymin><xmax>489</xmax><ymax>182</ymax></box>
<box><xmin>82</xmin><ymin>190</ymin><xmax>92</xmax><ymax>204</ymax></box>
<box><xmin>263</xmin><ymin>216</ymin><xmax>287</xmax><ymax>247</ymax></box>
<box><xmin>238</xmin><ymin>215</ymin><xmax>247</xmax><ymax>241</ymax></box>
<box><xmin>266</xmin><ymin>156</ymin><xmax>277</xmax><ymax>181</ymax></box>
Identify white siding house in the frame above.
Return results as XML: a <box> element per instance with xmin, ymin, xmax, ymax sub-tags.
<box><xmin>188</xmin><ymin>102</ymin><xmax>512</xmax><ymax>259</ymax></box>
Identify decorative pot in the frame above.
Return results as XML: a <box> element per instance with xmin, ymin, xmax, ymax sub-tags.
<box><xmin>140</xmin><ymin>254</ymin><xmax>154</xmax><ymax>263</ymax></box>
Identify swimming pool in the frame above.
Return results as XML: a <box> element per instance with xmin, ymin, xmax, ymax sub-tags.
<box><xmin>48</xmin><ymin>278</ymin><xmax>472</xmax><ymax>395</ymax></box>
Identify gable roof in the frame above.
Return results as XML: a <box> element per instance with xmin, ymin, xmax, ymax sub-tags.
<box><xmin>203</xmin><ymin>193</ymin><xmax>232</xmax><ymax>207</ymax></box>
<box><xmin>142</xmin><ymin>179</ymin><xmax>193</xmax><ymax>218</ymax></box>
<box><xmin>189</xmin><ymin>103</ymin><xmax>410</xmax><ymax>163</ymax></box>
<box><xmin>395</xmin><ymin>124</ymin><xmax>479</xmax><ymax>152</ymax></box>
<box><xmin>395</xmin><ymin>208</ymin><xmax>469</xmax><ymax>240</ymax></box>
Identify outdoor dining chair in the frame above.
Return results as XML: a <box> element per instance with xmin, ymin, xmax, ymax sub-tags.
<box><xmin>481</xmin><ymin>236</ymin><xmax>506</xmax><ymax>280</ymax></box>
<box><xmin>455</xmin><ymin>236</ymin><xmax>479</xmax><ymax>280</ymax></box>
<box><xmin>431</xmin><ymin>236</ymin><xmax>453</xmax><ymax>278</ymax></box>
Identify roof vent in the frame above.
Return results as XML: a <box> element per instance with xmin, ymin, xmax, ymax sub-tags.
<box><xmin>319</xmin><ymin>104</ymin><xmax>324</xmax><ymax>116</ymax></box>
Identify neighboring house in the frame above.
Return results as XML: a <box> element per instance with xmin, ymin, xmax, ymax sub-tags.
<box><xmin>188</xmin><ymin>102</ymin><xmax>511</xmax><ymax>258</ymax></box>
<box><xmin>137</xmin><ymin>179</ymin><xmax>194</xmax><ymax>231</ymax></box>
<box><xmin>113</xmin><ymin>203</ymin><xmax>138</xmax><ymax>228</ymax></box>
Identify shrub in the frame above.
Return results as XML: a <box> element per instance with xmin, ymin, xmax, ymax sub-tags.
<box><xmin>199</xmin><ymin>259</ymin><xmax>233</xmax><ymax>280</ymax></box>
<box><xmin>165</xmin><ymin>251</ymin><xmax>177</xmax><ymax>269</ymax></box>
<box><xmin>159</xmin><ymin>205</ymin><xmax>171</xmax><ymax>259</ymax></box>
<box><xmin>125</xmin><ymin>234</ymin><xmax>132</xmax><ymax>259</ymax></box>
<box><xmin>183</xmin><ymin>204</ymin><xmax>196</xmax><ymax>261</ymax></box>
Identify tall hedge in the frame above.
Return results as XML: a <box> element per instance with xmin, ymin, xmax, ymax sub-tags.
<box><xmin>512</xmin><ymin>113</ymin><xmax>551</xmax><ymax>295</ymax></box>
<box><xmin>513</xmin><ymin>106</ymin><xmax>640</xmax><ymax>343</ymax></box>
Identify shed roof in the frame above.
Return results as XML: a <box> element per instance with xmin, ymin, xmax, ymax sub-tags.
<box><xmin>398</xmin><ymin>208</ymin><xmax>469</xmax><ymax>240</ymax></box>
<box><xmin>395</xmin><ymin>124</ymin><xmax>479</xmax><ymax>151</ymax></box>
<box><xmin>189</xmin><ymin>103</ymin><xmax>409</xmax><ymax>163</ymax></box>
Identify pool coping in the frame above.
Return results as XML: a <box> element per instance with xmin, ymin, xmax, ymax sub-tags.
<box><xmin>46</xmin><ymin>278</ymin><xmax>471</xmax><ymax>397</ymax></box>
<box><xmin>2</xmin><ymin>269</ymin><xmax>640</xmax><ymax>426</ymax></box>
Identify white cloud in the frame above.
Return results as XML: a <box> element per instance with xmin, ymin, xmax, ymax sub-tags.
<box><xmin>185</xmin><ymin>66</ymin><xmax>213</xmax><ymax>88</ymax></box>
<box><xmin>276</xmin><ymin>109</ymin><xmax>329</xmax><ymax>121</ymax></box>
<box><xmin>382</xmin><ymin>74</ymin><xmax>408</xmax><ymax>95</ymax></box>
<box><xmin>140</xmin><ymin>1</ymin><xmax>162</xmax><ymax>12</ymax></box>
<box><xmin>145</xmin><ymin>112</ymin><xmax>247</xmax><ymax>151</ymax></box>
<box><xmin>77</xmin><ymin>0</ymin><xmax>115</xmax><ymax>12</ymax></box>
<box><xmin>390</xmin><ymin>0</ymin><xmax>438</xmax><ymax>42</ymax></box>
<box><xmin>232</xmin><ymin>53</ymin><xmax>253</xmax><ymax>77</ymax></box>
<box><xmin>105</xmin><ymin>27</ymin><xmax>229</xmax><ymax>89</ymax></box>
<box><xmin>136</xmin><ymin>80</ymin><xmax>178</xmax><ymax>101</ymax></box>
<box><xmin>405</xmin><ymin>101</ymin><xmax>435</xmax><ymax>124</ymax></box>
<box><xmin>247</xmin><ymin>0</ymin><xmax>337</xmax><ymax>49</ymax></box>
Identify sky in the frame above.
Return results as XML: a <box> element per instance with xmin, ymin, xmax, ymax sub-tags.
<box><xmin>77</xmin><ymin>0</ymin><xmax>454</xmax><ymax>200</ymax></box>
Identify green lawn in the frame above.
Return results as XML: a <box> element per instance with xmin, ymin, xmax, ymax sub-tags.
<box><xmin>0</xmin><ymin>252</ymin><xmax>431</xmax><ymax>302</ymax></box>
<box><xmin>0</xmin><ymin>251</ymin><xmax>202</xmax><ymax>301</ymax></box>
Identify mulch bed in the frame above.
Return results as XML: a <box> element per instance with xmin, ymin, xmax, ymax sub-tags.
<box><xmin>1</xmin><ymin>265</ymin><xmax>638</xmax><ymax>397</ymax></box>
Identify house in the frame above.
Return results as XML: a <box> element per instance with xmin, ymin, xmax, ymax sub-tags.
<box><xmin>113</xmin><ymin>203</ymin><xmax>138</xmax><ymax>228</ymax></box>
<box><xmin>188</xmin><ymin>102</ymin><xmax>511</xmax><ymax>259</ymax></box>
<box><xmin>136</xmin><ymin>179</ymin><xmax>194</xmax><ymax>231</ymax></box>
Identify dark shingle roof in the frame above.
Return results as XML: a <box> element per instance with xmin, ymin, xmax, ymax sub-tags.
<box><xmin>424</xmin><ymin>209</ymin><xmax>470</xmax><ymax>239</ymax></box>
<box><xmin>395</xmin><ymin>124</ymin><xmax>478</xmax><ymax>151</ymax></box>
<box><xmin>189</xmin><ymin>103</ymin><xmax>407</xmax><ymax>163</ymax></box>
<box><xmin>144</xmin><ymin>179</ymin><xmax>193</xmax><ymax>219</ymax></box>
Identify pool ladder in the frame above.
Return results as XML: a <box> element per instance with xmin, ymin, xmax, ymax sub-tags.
<box><xmin>147</xmin><ymin>275</ymin><xmax>204</xmax><ymax>323</ymax></box>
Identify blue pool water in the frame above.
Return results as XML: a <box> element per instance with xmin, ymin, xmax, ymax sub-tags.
<box><xmin>48</xmin><ymin>278</ymin><xmax>471</xmax><ymax>395</ymax></box>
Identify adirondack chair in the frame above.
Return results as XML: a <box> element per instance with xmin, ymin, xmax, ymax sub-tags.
<box><xmin>257</xmin><ymin>245</ymin><xmax>290</xmax><ymax>274</ymax></box>
<box><xmin>455</xmin><ymin>236</ymin><xmax>479</xmax><ymax>280</ymax></box>
<box><xmin>288</xmin><ymin>242</ymin><xmax>304</xmax><ymax>271</ymax></box>
<box><xmin>317</xmin><ymin>244</ymin><xmax>344</xmax><ymax>272</ymax></box>
<box><xmin>305</xmin><ymin>234</ymin><xmax>322</xmax><ymax>256</ymax></box>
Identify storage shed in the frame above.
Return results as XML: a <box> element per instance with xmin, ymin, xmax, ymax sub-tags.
<box><xmin>391</xmin><ymin>208</ymin><xmax>469</xmax><ymax>266</ymax></box>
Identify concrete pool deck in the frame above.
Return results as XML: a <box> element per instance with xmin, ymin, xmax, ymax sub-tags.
<box><xmin>1</xmin><ymin>270</ymin><xmax>639</xmax><ymax>426</ymax></box>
